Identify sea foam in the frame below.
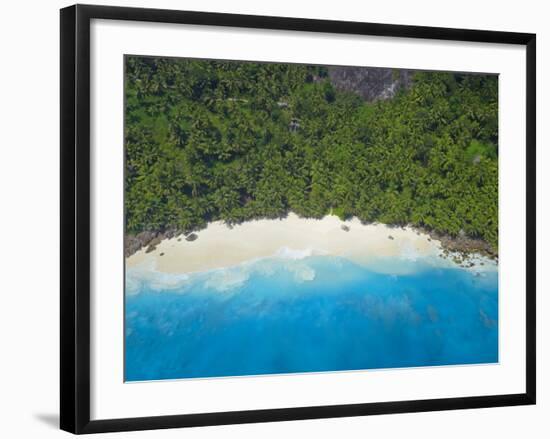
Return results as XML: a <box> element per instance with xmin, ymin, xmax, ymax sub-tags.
<box><xmin>126</xmin><ymin>248</ymin><xmax>322</xmax><ymax>295</ymax></box>
<box><xmin>125</xmin><ymin>245</ymin><xmax>496</xmax><ymax>297</ymax></box>
<box><xmin>126</xmin><ymin>261</ymin><xmax>190</xmax><ymax>295</ymax></box>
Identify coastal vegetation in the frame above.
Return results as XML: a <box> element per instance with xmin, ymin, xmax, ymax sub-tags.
<box><xmin>124</xmin><ymin>56</ymin><xmax>498</xmax><ymax>253</ymax></box>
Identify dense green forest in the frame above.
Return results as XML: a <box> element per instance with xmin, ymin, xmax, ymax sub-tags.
<box><xmin>125</xmin><ymin>56</ymin><xmax>498</xmax><ymax>251</ymax></box>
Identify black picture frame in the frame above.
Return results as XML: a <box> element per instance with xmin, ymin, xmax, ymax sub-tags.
<box><xmin>60</xmin><ymin>4</ymin><xmax>536</xmax><ymax>434</ymax></box>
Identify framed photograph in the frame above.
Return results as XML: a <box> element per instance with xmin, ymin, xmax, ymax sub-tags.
<box><xmin>60</xmin><ymin>4</ymin><xmax>536</xmax><ymax>434</ymax></box>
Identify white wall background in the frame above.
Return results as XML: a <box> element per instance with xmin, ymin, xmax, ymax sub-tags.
<box><xmin>0</xmin><ymin>0</ymin><xmax>546</xmax><ymax>437</ymax></box>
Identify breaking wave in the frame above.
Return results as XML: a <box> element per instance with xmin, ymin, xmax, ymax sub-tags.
<box><xmin>126</xmin><ymin>247</ymin><xmax>324</xmax><ymax>295</ymax></box>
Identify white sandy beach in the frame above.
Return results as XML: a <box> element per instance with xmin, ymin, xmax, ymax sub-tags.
<box><xmin>126</xmin><ymin>213</ymin><xmax>494</xmax><ymax>275</ymax></box>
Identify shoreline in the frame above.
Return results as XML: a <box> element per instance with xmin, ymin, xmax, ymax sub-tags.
<box><xmin>126</xmin><ymin>214</ymin><xmax>497</xmax><ymax>275</ymax></box>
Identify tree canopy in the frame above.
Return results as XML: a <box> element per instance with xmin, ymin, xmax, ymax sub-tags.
<box><xmin>125</xmin><ymin>56</ymin><xmax>498</xmax><ymax>251</ymax></box>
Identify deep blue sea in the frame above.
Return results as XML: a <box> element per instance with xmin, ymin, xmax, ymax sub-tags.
<box><xmin>125</xmin><ymin>255</ymin><xmax>498</xmax><ymax>382</ymax></box>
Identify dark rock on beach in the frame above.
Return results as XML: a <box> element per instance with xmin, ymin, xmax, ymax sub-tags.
<box><xmin>145</xmin><ymin>236</ymin><xmax>162</xmax><ymax>253</ymax></box>
<box><xmin>125</xmin><ymin>231</ymin><xmax>159</xmax><ymax>257</ymax></box>
<box><xmin>341</xmin><ymin>224</ymin><xmax>350</xmax><ymax>232</ymax></box>
<box><xmin>163</xmin><ymin>227</ymin><xmax>180</xmax><ymax>240</ymax></box>
<box><xmin>416</xmin><ymin>226</ymin><xmax>498</xmax><ymax>261</ymax></box>
<box><xmin>125</xmin><ymin>227</ymin><xmax>200</xmax><ymax>257</ymax></box>
<box><xmin>434</xmin><ymin>232</ymin><xmax>497</xmax><ymax>260</ymax></box>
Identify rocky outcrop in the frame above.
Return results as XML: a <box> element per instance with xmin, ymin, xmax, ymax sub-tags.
<box><xmin>125</xmin><ymin>227</ymin><xmax>201</xmax><ymax>257</ymax></box>
<box><xmin>125</xmin><ymin>231</ymin><xmax>159</xmax><ymax>257</ymax></box>
<box><xmin>326</xmin><ymin>66</ymin><xmax>413</xmax><ymax>102</ymax></box>
<box><xmin>125</xmin><ymin>227</ymin><xmax>183</xmax><ymax>257</ymax></box>
<box><xmin>145</xmin><ymin>236</ymin><xmax>163</xmax><ymax>253</ymax></box>
<box><xmin>422</xmin><ymin>228</ymin><xmax>498</xmax><ymax>262</ymax></box>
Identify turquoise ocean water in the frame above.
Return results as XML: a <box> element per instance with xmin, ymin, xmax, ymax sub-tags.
<box><xmin>125</xmin><ymin>254</ymin><xmax>498</xmax><ymax>381</ymax></box>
